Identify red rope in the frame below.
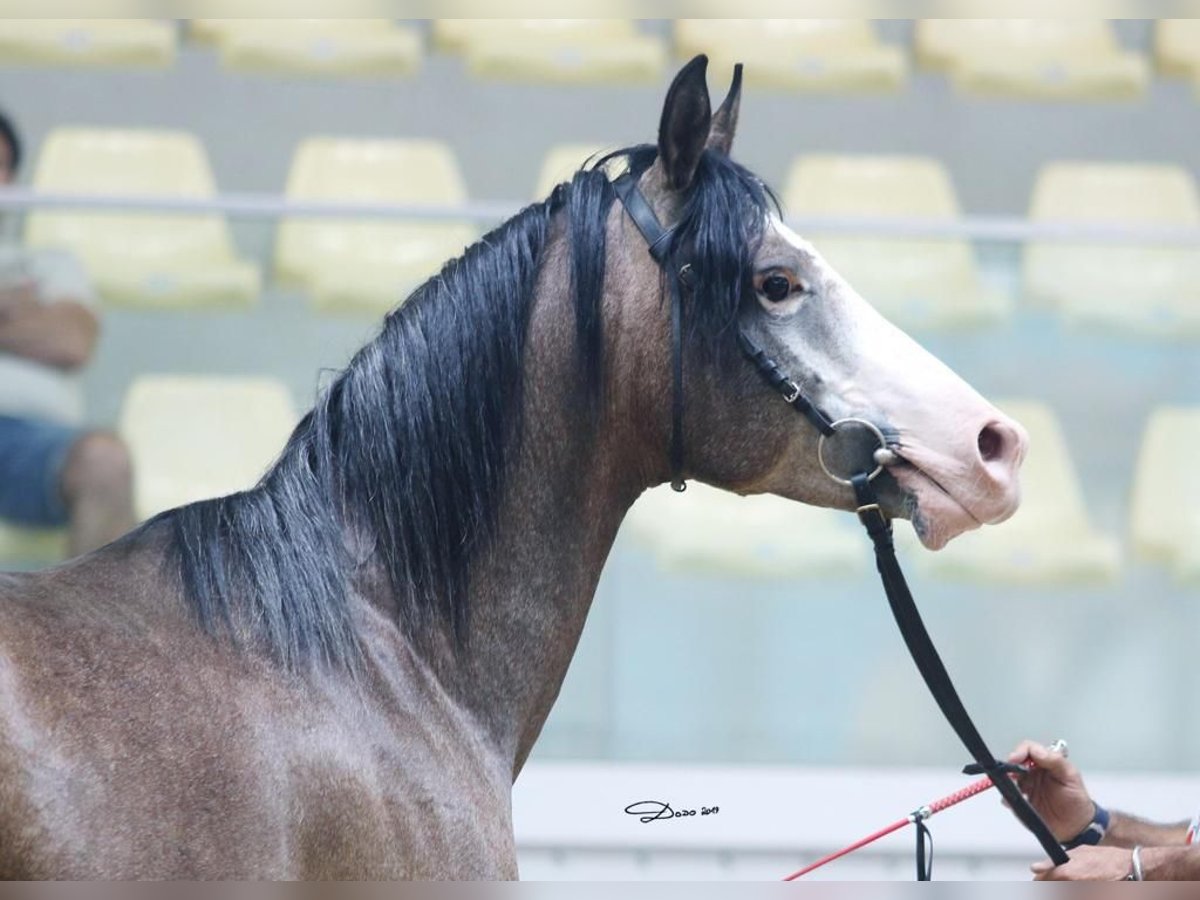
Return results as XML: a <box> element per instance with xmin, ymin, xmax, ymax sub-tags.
<box><xmin>781</xmin><ymin>772</ymin><xmax>1006</xmax><ymax>881</ymax></box>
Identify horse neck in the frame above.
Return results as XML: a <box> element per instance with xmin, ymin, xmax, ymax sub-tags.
<box><xmin>430</xmin><ymin>227</ymin><xmax>666</xmax><ymax>779</ymax></box>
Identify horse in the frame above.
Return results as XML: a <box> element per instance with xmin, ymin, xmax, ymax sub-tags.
<box><xmin>0</xmin><ymin>56</ymin><xmax>1028</xmax><ymax>879</ymax></box>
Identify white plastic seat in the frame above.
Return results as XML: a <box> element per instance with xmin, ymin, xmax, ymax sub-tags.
<box><xmin>0</xmin><ymin>523</ymin><xmax>68</xmax><ymax>568</ymax></box>
<box><xmin>275</xmin><ymin>137</ymin><xmax>475</xmax><ymax>315</ymax></box>
<box><xmin>441</xmin><ymin>20</ymin><xmax>665</xmax><ymax>84</ymax></box>
<box><xmin>916</xmin><ymin>20</ymin><xmax>1149</xmax><ymax>100</ymax></box>
<box><xmin>1155</xmin><ymin>20</ymin><xmax>1200</xmax><ymax>77</ymax></box>
<box><xmin>622</xmin><ymin>482</ymin><xmax>864</xmax><ymax>578</ymax></box>
<box><xmin>24</xmin><ymin>128</ymin><xmax>259</xmax><ymax>310</ymax></box>
<box><xmin>782</xmin><ymin>155</ymin><xmax>1009</xmax><ymax>329</ymax></box>
<box><xmin>1131</xmin><ymin>407</ymin><xmax>1200</xmax><ymax>579</ymax></box>
<box><xmin>674</xmin><ymin>19</ymin><xmax>906</xmax><ymax>92</ymax></box>
<box><xmin>118</xmin><ymin>376</ymin><xmax>298</xmax><ymax>521</ymax></box>
<box><xmin>1023</xmin><ymin>162</ymin><xmax>1200</xmax><ymax>336</ymax></box>
<box><xmin>192</xmin><ymin>19</ymin><xmax>420</xmax><ymax>77</ymax></box>
<box><xmin>898</xmin><ymin>401</ymin><xmax>1121</xmax><ymax>584</ymax></box>
<box><xmin>0</xmin><ymin>19</ymin><xmax>175</xmax><ymax>68</ymax></box>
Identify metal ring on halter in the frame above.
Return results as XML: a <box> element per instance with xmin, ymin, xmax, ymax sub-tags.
<box><xmin>817</xmin><ymin>417</ymin><xmax>888</xmax><ymax>486</ymax></box>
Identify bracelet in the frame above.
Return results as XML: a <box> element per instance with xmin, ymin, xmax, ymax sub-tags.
<box><xmin>1125</xmin><ymin>845</ymin><xmax>1145</xmax><ymax>881</ymax></box>
<box><xmin>1063</xmin><ymin>803</ymin><xmax>1110</xmax><ymax>850</ymax></box>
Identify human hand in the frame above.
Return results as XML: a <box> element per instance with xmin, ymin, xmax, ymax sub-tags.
<box><xmin>1006</xmin><ymin>739</ymin><xmax>1095</xmax><ymax>842</ymax></box>
<box><xmin>0</xmin><ymin>280</ymin><xmax>37</xmax><ymax>319</ymax></box>
<box><xmin>1031</xmin><ymin>846</ymin><xmax>1133</xmax><ymax>881</ymax></box>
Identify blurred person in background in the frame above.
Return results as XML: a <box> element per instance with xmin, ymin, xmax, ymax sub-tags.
<box><xmin>1009</xmin><ymin>739</ymin><xmax>1200</xmax><ymax>881</ymax></box>
<box><xmin>0</xmin><ymin>109</ymin><xmax>133</xmax><ymax>556</ymax></box>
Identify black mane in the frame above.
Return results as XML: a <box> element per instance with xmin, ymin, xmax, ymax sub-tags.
<box><xmin>158</xmin><ymin>145</ymin><xmax>775</xmax><ymax>670</ymax></box>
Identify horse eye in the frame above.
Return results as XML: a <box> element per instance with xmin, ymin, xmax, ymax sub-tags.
<box><xmin>761</xmin><ymin>274</ymin><xmax>792</xmax><ymax>303</ymax></box>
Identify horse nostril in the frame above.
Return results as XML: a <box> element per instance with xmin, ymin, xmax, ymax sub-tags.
<box><xmin>977</xmin><ymin>424</ymin><xmax>1005</xmax><ymax>463</ymax></box>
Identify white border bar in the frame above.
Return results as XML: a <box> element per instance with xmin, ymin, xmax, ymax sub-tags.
<box><xmin>513</xmin><ymin>762</ymin><xmax>1200</xmax><ymax>856</ymax></box>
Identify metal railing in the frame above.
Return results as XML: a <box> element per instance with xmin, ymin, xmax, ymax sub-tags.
<box><xmin>3</xmin><ymin>188</ymin><xmax>1200</xmax><ymax>245</ymax></box>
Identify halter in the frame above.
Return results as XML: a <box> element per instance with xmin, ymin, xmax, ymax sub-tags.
<box><xmin>613</xmin><ymin>170</ymin><xmax>1070</xmax><ymax>879</ymax></box>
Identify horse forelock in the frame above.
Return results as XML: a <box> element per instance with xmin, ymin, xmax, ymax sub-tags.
<box><xmin>153</xmin><ymin>144</ymin><xmax>775</xmax><ymax>673</ymax></box>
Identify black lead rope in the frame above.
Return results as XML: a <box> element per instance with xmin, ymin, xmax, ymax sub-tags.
<box><xmin>915</xmin><ymin>815</ymin><xmax>933</xmax><ymax>881</ymax></box>
<box><xmin>850</xmin><ymin>472</ymin><xmax>1070</xmax><ymax>871</ymax></box>
<box><xmin>613</xmin><ymin>170</ymin><xmax>1069</xmax><ymax>876</ymax></box>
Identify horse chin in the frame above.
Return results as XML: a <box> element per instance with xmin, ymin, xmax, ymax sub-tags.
<box><xmin>889</xmin><ymin>465</ymin><xmax>983</xmax><ymax>551</ymax></box>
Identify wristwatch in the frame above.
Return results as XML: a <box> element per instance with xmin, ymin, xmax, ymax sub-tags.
<box><xmin>1063</xmin><ymin>803</ymin><xmax>1110</xmax><ymax>850</ymax></box>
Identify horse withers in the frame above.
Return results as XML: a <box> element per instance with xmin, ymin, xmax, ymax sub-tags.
<box><xmin>0</xmin><ymin>56</ymin><xmax>1026</xmax><ymax>878</ymax></box>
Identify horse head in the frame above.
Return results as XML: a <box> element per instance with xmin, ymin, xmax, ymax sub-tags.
<box><xmin>621</xmin><ymin>56</ymin><xmax>1028</xmax><ymax>550</ymax></box>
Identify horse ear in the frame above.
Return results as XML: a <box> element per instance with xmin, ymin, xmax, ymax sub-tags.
<box><xmin>706</xmin><ymin>64</ymin><xmax>743</xmax><ymax>157</ymax></box>
<box><xmin>657</xmin><ymin>54</ymin><xmax>712</xmax><ymax>192</ymax></box>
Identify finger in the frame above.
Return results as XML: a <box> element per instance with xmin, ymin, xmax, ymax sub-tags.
<box><xmin>1032</xmin><ymin>862</ymin><xmax>1069</xmax><ymax>881</ymax></box>
<box><xmin>1008</xmin><ymin>739</ymin><xmax>1044</xmax><ymax>764</ymax></box>
<box><xmin>1021</xmin><ymin>741</ymin><xmax>1073</xmax><ymax>777</ymax></box>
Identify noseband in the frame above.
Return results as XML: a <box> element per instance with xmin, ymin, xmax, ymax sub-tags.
<box><xmin>613</xmin><ymin>170</ymin><xmax>1070</xmax><ymax>878</ymax></box>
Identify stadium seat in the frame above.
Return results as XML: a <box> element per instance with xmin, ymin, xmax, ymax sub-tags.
<box><xmin>191</xmin><ymin>19</ymin><xmax>420</xmax><ymax>77</ymax></box>
<box><xmin>24</xmin><ymin>128</ymin><xmax>260</xmax><ymax>310</ymax></box>
<box><xmin>0</xmin><ymin>19</ymin><xmax>175</xmax><ymax>68</ymax></box>
<box><xmin>1155</xmin><ymin>19</ymin><xmax>1200</xmax><ymax>78</ymax></box>
<box><xmin>1176</xmin><ymin>518</ymin><xmax>1200</xmax><ymax>586</ymax></box>
<box><xmin>782</xmin><ymin>154</ymin><xmax>1010</xmax><ymax>329</ymax></box>
<box><xmin>1022</xmin><ymin>162</ymin><xmax>1200</xmax><ymax>336</ymax></box>
<box><xmin>915</xmin><ymin>20</ymin><xmax>1149</xmax><ymax>100</ymax></box>
<box><xmin>901</xmin><ymin>400</ymin><xmax>1121</xmax><ymax>584</ymax></box>
<box><xmin>433</xmin><ymin>19</ymin><xmax>640</xmax><ymax>53</ymax></box>
<box><xmin>275</xmin><ymin>137</ymin><xmax>476</xmax><ymax>315</ymax></box>
<box><xmin>1131</xmin><ymin>407</ymin><xmax>1200</xmax><ymax>580</ymax></box>
<box><xmin>438</xmin><ymin>20</ymin><xmax>666</xmax><ymax>84</ymax></box>
<box><xmin>0</xmin><ymin>523</ymin><xmax>68</xmax><ymax>568</ymax></box>
<box><xmin>622</xmin><ymin>482</ymin><xmax>865</xmax><ymax>578</ymax></box>
<box><xmin>674</xmin><ymin>19</ymin><xmax>906</xmax><ymax>92</ymax></box>
<box><xmin>533</xmin><ymin>144</ymin><xmax>618</xmax><ymax>198</ymax></box>
<box><xmin>118</xmin><ymin>376</ymin><xmax>298</xmax><ymax>521</ymax></box>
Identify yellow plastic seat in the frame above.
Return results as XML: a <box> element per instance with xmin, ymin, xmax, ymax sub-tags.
<box><xmin>24</xmin><ymin>128</ymin><xmax>260</xmax><ymax>310</ymax></box>
<box><xmin>622</xmin><ymin>482</ymin><xmax>864</xmax><ymax>578</ymax></box>
<box><xmin>1156</xmin><ymin>20</ymin><xmax>1200</xmax><ymax>78</ymax></box>
<box><xmin>0</xmin><ymin>19</ymin><xmax>175</xmax><ymax>68</ymax></box>
<box><xmin>783</xmin><ymin>155</ymin><xmax>1009</xmax><ymax>329</ymax></box>
<box><xmin>1023</xmin><ymin>162</ymin><xmax>1200</xmax><ymax>336</ymax></box>
<box><xmin>674</xmin><ymin>19</ymin><xmax>906</xmax><ymax>93</ymax></box>
<box><xmin>118</xmin><ymin>376</ymin><xmax>298</xmax><ymax>521</ymax></box>
<box><xmin>1131</xmin><ymin>407</ymin><xmax>1200</xmax><ymax>580</ymax></box>
<box><xmin>1177</xmin><ymin>515</ymin><xmax>1200</xmax><ymax>586</ymax></box>
<box><xmin>444</xmin><ymin>20</ymin><xmax>666</xmax><ymax>85</ymax></box>
<box><xmin>533</xmin><ymin>144</ymin><xmax>617</xmax><ymax>199</ymax></box>
<box><xmin>432</xmin><ymin>19</ymin><xmax>639</xmax><ymax>53</ymax></box>
<box><xmin>915</xmin><ymin>20</ymin><xmax>1149</xmax><ymax>100</ymax></box>
<box><xmin>275</xmin><ymin>137</ymin><xmax>475</xmax><ymax>315</ymax></box>
<box><xmin>192</xmin><ymin>19</ymin><xmax>420</xmax><ymax>77</ymax></box>
<box><xmin>902</xmin><ymin>401</ymin><xmax>1121</xmax><ymax>584</ymax></box>
<box><xmin>0</xmin><ymin>523</ymin><xmax>68</xmax><ymax>568</ymax></box>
